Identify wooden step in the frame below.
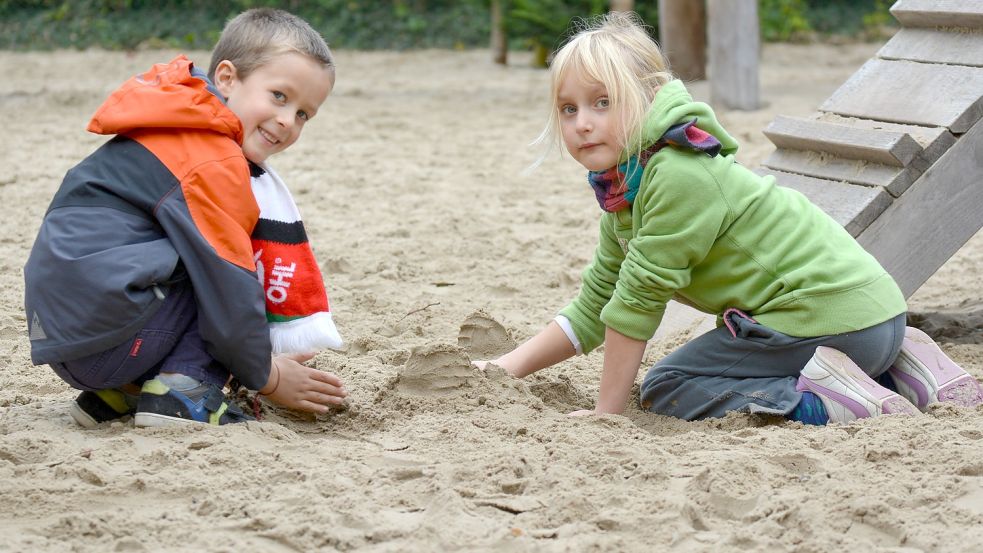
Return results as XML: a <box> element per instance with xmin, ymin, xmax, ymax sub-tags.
<box><xmin>820</xmin><ymin>58</ymin><xmax>983</xmax><ymax>133</ymax></box>
<box><xmin>879</xmin><ymin>28</ymin><xmax>983</xmax><ymax>68</ymax></box>
<box><xmin>813</xmin><ymin>113</ymin><xmax>956</xmax><ymax>168</ymax></box>
<box><xmin>762</xmin><ymin>149</ymin><xmax>919</xmax><ymax>197</ymax></box>
<box><xmin>890</xmin><ymin>0</ymin><xmax>983</xmax><ymax>29</ymax></box>
<box><xmin>763</xmin><ymin>115</ymin><xmax>921</xmax><ymax>166</ymax></box>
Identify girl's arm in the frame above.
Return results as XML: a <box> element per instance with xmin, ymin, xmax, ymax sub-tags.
<box><xmin>593</xmin><ymin>326</ymin><xmax>647</xmax><ymax>414</ymax></box>
<box><xmin>485</xmin><ymin>321</ymin><xmax>576</xmax><ymax>377</ymax></box>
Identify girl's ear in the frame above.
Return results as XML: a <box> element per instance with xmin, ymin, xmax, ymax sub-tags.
<box><xmin>213</xmin><ymin>60</ymin><xmax>238</xmax><ymax>98</ymax></box>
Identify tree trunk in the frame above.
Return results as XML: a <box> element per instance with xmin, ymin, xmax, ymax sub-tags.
<box><xmin>707</xmin><ymin>0</ymin><xmax>760</xmax><ymax>110</ymax></box>
<box><xmin>491</xmin><ymin>0</ymin><xmax>507</xmax><ymax>65</ymax></box>
<box><xmin>658</xmin><ymin>0</ymin><xmax>706</xmax><ymax>82</ymax></box>
<box><xmin>610</xmin><ymin>0</ymin><xmax>634</xmax><ymax>11</ymax></box>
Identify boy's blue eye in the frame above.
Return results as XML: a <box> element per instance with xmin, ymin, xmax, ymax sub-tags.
<box><xmin>273</xmin><ymin>91</ymin><xmax>286</xmax><ymax>102</ymax></box>
<box><xmin>297</xmin><ymin>111</ymin><xmax>309</xmax><ymax>121</ymax></box>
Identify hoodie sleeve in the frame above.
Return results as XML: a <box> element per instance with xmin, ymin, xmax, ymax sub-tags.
<box><xmin>559</xmin><ymin>213</ymin><xmax>627</xmax><ymax>353</ymax></box>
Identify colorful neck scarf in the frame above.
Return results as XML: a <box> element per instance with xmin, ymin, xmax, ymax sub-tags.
<box><xmin>249</xmin><ymin>162</ymin><xmax>343</xmax><ymax>354</ymax></box>
<box><xmin>587</xmin><ymin>118</ymin><xmax>722</xmax><ymax>212</ymax></box>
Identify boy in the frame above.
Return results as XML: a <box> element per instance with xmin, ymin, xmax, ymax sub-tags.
<box><xmin>23</xmin><ymin>8</ymin><xmax>346</xmax><ymax>427</ymax></box>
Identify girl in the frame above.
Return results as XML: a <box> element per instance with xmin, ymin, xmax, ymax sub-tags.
<box><xmin>478</xmin><ymin>12</ymin><xmax>983</xmax><ymax>425</ymax></box>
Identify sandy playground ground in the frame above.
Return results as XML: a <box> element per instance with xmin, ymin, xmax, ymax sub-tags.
<box><xmin>1</xmin><ymin>42</ymin><xmax>982</xmax><ymax>552</ymax></box>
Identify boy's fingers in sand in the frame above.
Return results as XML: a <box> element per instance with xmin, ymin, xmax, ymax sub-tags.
<box><xmin>568</xmin><ymin>409</ymin><xmax>595</xmax><ymax>417</ymax></box>
<box><xmin>472</xmin><ymin>360</ymin><xmax>489</xmax><ymax>370</ymax></box>
<box><xmin>308</xmin><ymin>367</ymin><xmax>346</xmax><ymax>393</ymax></box>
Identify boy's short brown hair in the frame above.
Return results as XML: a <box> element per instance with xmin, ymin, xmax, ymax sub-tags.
<box><xmin>207</xmin><ymin>8</ymin><xmax>334</xmax><ymax>82</ymax></box>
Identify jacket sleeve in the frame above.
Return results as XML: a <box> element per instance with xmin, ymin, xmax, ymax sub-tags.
<box><xmin>155</xmin><ymin>155</ymin><xmax>272</xmax><ymax>390</ymax></box>
<box><xmin>559</xmin><ymin>213</ymin><xmax>626</xmax><ymax>353</ymax></box>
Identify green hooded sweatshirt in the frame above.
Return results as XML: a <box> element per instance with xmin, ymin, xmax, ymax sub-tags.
<box><xmin>560</xmin><ymin>80</ymin><xmax>906</xmax><ymax>353</ymax></box>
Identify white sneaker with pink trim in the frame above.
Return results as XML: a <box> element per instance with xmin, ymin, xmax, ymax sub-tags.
<box><xmin>888</xmin><ymin>326</ymin><xmax>983</xmax><ymax>411</ymax></box>
<box><xmin>797</xmin><ymin>346</ymin><xmax>919</xmax><ymax>423</ymax></box>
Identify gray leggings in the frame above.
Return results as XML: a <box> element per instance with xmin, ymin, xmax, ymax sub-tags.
<box><xmin>639</xmin><ymin>311</ymin><xmax>906</xmax><ymax>420</ymax></box>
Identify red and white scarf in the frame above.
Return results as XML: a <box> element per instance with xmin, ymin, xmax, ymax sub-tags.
<box><xmin>250</xmin><ymin>162</ymin><xmax>342</xmax><ymax>354</ymax></box>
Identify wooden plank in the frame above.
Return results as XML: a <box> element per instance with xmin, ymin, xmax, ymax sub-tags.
<box><xmin>890</xmin><ymin>0</ymin><xmax>983</xmax><ymax>29</ymax></box>
<box><xmin>658</xmin><ymin>0</ymin><xmax>707</xmax><ymax>81</ymax></box>
<box><xmin>707</xmin><ymin>0</ymin><xmax>759</xmax><ymax>110</ymax></box>
<box><xmin>762</xmin><ymin>149</ymin><xmax>919</xmax><ymax>197</ymax></box>
<box><xmin>857</xmin><ymin>117</ymin><xmax>983</xmax><ymax>298</ymax></box>
<box><xmin>820</xmin><ymin>59</ymin><xmax>983</xmax><ymax>132</ymax></box>
<box><xmin>878</xmin><ymin>28</ymin><xmax>983</xmax><ymax>68</ymax></box>
<box><xmin>815</xmin><ymin>114</ymin><xmax>957</xmax><ymax>164</ymax></box>
<box><xmin>763</xmin><ymin>115</ymin><xmax>922</xmax><ymax>166</ymax></box>
<box><xmin>756</xmin><ymin>169</ymin><xmax>892</xmax><ymax>236</ymax></box>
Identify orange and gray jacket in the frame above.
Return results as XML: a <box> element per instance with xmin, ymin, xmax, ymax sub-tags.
<box><xmin>24</xmin><ymin>56</ymin><xmax>272</xmax><ymax>390</ymax></box>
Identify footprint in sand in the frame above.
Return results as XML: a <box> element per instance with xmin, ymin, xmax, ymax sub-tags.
<box><xmin>457</xmin><ymin>311</ymin><xmax>516</xmax><ymax>359</ymax></box>
<box><xmin>396</xmin><ymin>344</ymin><xmax>474</xmax><ymax>396</ymax></box>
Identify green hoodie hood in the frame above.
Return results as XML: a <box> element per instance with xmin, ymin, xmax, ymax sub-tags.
<box><xmin>638</xmin><ymin>79</ymin><xmax>740</xmax><ymax>157</ymax></box>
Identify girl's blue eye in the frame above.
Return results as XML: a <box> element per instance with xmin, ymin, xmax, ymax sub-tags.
<box><xmin>561</xmin><ymin>105</ymin><xmax>576</xmax><ymax>115</ymax></box>
<box><xmin>597</xmin><ymin>98</ymin><xmax>610</xmax><ymax>108</ymax></box>
<box><xmin>273</xmin><ymin>91</ymin><xmax>286</xmax><ymax>102</ymax></box>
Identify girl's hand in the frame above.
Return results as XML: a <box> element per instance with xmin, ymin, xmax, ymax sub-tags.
<box><xmin>472</xmin><ymin>358</ymin><xmax>513</xmax><ymax>375</ymax></box>
<box><xmin>260</xmin><ymin>352</ymin><xmax>347</xmax><ymax>413</ymax></box>
<box><xmin>472</xmin><ymin>322</ymin><xmax>576</xmax><ymax>378</ymax></box>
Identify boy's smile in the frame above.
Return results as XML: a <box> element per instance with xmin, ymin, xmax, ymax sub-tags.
<box><xmin>557</xmin><ymin>73</ymin><xmax>624</xmax><ymax>172</ymax></box>
<box><xmin>214</xmin><ymin>52</ymin><xmax>334</xmax><ymax>164</ymax></box>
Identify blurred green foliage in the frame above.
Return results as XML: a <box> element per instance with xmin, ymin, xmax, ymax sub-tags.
<box><xmin>760</xmin><ymin>0</ymin><xmax>811</xmax><ymax>41</ymax></box>
<box><xmin>0</xmin><ymin>0</ymin><xmax>896</xmax><ymax>51</ymax></box>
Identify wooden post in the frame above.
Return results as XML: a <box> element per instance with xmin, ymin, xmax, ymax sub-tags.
<box><xmin>491</xmin><ymin>0</ymin><xmax>507</xmax><ymax>65</ymax></box>
<box><xmin>707</xmin><ymin>0</ymin><xmax>760</xmax><ymax>110</ymax></box>
<box><xmin>657</xmin><ymin>0</ymin><xmax>706</xmax><ymax>82</ymax></box>
<box><xmin>610</xmin><ymin>0</ymin><xmax>634</xmax><ymax>11</ymax></box>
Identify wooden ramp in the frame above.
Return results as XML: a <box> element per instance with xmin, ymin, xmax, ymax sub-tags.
<box><xmin>759</xmin><ymin>0</ymin><xmax>983</xmax><ymax>298</ymax></box>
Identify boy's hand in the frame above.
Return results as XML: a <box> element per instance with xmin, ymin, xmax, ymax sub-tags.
<box><xmin>260</xmin><ymin>352</ymin><xmax>348</xmax><ymax>414</ymax></box>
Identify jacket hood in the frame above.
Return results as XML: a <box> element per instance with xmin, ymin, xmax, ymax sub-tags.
<box><xmin>639</xmin><ymin>79</ymin><xmax>739</xmax><ymax>156</ymax></box>
<box><xmin>87</xmin><ymin>55</ymin><xmax>243</xmax><ymax>144</ymax></box>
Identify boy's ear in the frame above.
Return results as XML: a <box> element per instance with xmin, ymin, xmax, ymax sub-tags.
<box><xmin>213</xmin><ymin>60</ymin><xmax>238</xmax><ymax>97</ymax></box>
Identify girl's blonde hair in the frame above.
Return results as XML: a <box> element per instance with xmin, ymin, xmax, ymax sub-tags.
<box><xmin>533</xmin><ymin>12</ymin><xmax>674</xmax><ymax>168</ymax></box>
<box><xmin>207</xmin><ymin>8</ymin><xmax>334</xmax><ymax>83</ymax></box>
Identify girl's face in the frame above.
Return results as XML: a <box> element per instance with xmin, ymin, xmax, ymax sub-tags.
<box><xmin>557</xmin><ymin>71</ymin><xmax>624</xmax><ymax>171</ymax></box>
<box><xmin>215</xmin><ymin>52</ymin><xmax>334</xmax><ymax>164</ymax></box>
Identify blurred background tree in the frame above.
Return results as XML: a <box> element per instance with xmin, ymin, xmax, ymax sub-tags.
<box><xmin>0</xmin><ymin>0</ymin><xmax>895</xmax><ymax>53</ymax></box>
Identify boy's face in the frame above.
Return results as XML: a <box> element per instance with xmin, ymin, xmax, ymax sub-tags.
<box><xmin>214</xmin><ymin>52</ymin><xmax>334</xmax><ymax>164</ymax></box>
<box><xmin>556</xmin><ymin>71</ymin><xmax>624</xmax><ymax>172</ymax></box>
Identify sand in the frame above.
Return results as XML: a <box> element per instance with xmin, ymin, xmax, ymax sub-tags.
<box><xmin>1</xmin><ymin>42</ymin><xmax>982</xmax><ymax>553</ymax></box>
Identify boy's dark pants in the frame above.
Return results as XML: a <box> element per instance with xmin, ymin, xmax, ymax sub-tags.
<box><xmin>50</xmin><ymin>283</ymin><xmax>229</xmax><ymax>391</ymax></box>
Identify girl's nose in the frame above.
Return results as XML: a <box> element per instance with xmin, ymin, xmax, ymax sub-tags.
<box><xmin>577</xmin><ymin>113</ymin><xmax>593</xmax><ymax>133</ymax></box>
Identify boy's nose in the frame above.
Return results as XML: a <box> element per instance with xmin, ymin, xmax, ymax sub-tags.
<box><xmin>275</xmin><ymin>108</ymin><xmax>293</xmax><ymax>128</ymax></box>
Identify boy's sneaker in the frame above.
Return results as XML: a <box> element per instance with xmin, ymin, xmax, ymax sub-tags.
<box><xmin>796</xmin><ymin>346</ymin><xmax>919</xmax><ymax>423</ymax></box>
<box><xmin>134</xmin><ymin>378</ymin><xmax>253</xmax><ymax>427</ymax></box>
<box><xmin>887</xmin><ymin>326</ymin><xmax>983</xmax><ymax>410</ymax></box>
<box><xmin>70</xmin><ymin>389</ymin><xmax>138</xmax><ymax>428</ymax></box>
